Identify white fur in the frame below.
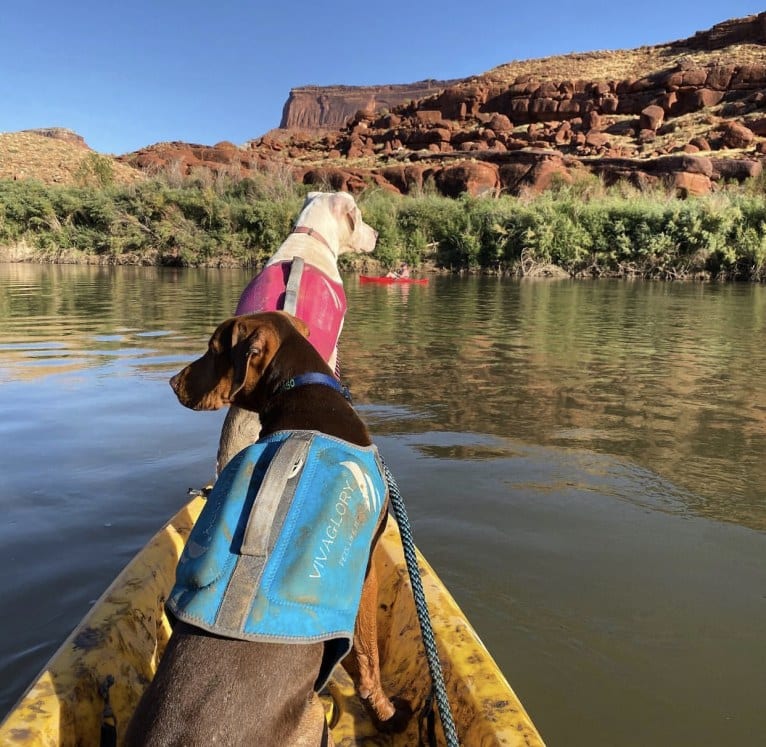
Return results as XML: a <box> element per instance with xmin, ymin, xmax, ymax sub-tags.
<box><xmin>266</xmin><ymin>191</ymin><xmax>377</xmax><ymax>283</ymax></box>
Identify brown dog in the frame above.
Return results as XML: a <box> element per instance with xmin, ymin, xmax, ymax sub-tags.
<box><xmin>125</xmin><ymin>312</ymin><xmax>409</xmax><ymax>746</ymax></box>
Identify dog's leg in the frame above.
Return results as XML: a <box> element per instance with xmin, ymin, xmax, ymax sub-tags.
<box><xmin>343</xmin><ymin>562</ymin><xmax>412</xmax><ymax>732</ymax></box>
<box><xmin>217</xmin><ymin>405</ymin><xmax>263</xmax><ymax>474</ymax></box>
<box><xmin>306</xmin><ymin>693</ymin><xmax>335</xmax><ymax>747</ymax></box>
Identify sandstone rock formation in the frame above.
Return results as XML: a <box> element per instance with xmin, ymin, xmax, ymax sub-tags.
<box><xmin>280</xmin><ymin>80</ymin><xmax>459</xmax><ymax>129</ymax></box>
<box><xmin>119</xmin><ymin>12</ymin><xmax>766</xmax><ymax>200</ymax></box>
<box><xmin>124</xmin><ymin>140</ymin><xmax>270</xmax><ymax>179</ymax></box>
<box><xmin>681</xmin><ymin>12</ymin><xmax>766</xmax><ymax>48</ymax></box>
<box><xmin>0</xmin><ymin>131</ymin><xmax>142</xmax><ymax>185</ymax></box>
<box><xmin>22</xmin><ymin>128</ymin><xmax>90</xmax><ymax>149</ymax></box>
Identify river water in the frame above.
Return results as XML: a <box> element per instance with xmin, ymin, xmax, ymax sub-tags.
<box><xmin>0</xmin><ymin>263</ymin><xmax>764</xmax><ymax>746</ymax></box>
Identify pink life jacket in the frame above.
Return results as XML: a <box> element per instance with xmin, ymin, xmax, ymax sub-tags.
<box><xmin>235</xmin><ymin>261</ymin><xmax>347</xmax><ymax>365</ymax></box>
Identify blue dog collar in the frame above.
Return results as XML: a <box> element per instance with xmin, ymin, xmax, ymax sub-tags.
<box><xmin>275</xmin><ymin>372</ymin><xmax>351</xmax><ymax>401</ymax></box>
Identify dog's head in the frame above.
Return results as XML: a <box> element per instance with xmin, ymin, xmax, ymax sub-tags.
<box><xmin>169</xmin><ymin>311</ymin><xmax>312</xmax><ymax>411</ymax></box>
<box><xmin>300</xmin><ymin>191</ymin><xmax>377</xmax><ymax>256</ymax></box>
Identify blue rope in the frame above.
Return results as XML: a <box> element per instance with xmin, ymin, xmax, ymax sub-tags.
<box><xmin>382</xmin><ymin>462</ymin><xmax>460</xmax><ymax>747</ymax></box>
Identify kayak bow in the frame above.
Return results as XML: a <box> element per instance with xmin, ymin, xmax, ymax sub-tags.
<box><xmin>0</xmin><ymin>494</ymin><xmax>544</xmax><ymax>746</ymax></box>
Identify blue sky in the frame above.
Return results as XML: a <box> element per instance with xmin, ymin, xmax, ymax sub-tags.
<box><xmin>1</xmin><ymin>1</ymin><xmax>763</xmax><ymax>155</ymax></box>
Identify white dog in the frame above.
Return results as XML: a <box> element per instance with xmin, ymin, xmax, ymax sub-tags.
<box><xmin>217</xmin><ymin>191</ymin><xmax>377</xmax><ymax>472</ymax></box>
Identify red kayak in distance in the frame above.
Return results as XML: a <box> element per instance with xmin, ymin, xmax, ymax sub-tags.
<box><xmin>359</xmin><ymin>275</ymin><xmax>429</xmax><ymax>285</ymax></box>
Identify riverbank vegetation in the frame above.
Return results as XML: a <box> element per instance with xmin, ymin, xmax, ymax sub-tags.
<box><xmin>1</xmin><ymin>171</ymin><xmax>765</xmax><ymax>280</ymax></box>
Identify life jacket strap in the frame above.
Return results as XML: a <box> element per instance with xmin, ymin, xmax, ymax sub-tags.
<box><xmin>283</xmin><ymin>257</ymin><xmax>305</xmax><ymax>316</ymax></box>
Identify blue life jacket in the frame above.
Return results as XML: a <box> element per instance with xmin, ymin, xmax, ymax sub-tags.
<box><xmin>167</xmin><ymin>430</ymin><xmax>387</xmax><ymax>689</ymax></box>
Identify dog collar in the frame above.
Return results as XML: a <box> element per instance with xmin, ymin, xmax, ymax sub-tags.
<box><xmin>291</xmin><ymin>225</ymin><xmax>332</xmax><ymax>252</ymax></box>
<box><xmin>275</xmin><ymin>373</ymin><xmax>352</xmax><ymax>402</ymax></box>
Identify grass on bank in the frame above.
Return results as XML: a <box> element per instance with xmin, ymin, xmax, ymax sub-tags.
<box><xmin>1</xmin><ymin>171</ymin><xmax>765</xmax><ymax>281</ymax></box>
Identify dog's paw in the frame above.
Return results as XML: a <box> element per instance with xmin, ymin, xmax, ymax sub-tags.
<box><xmin>369</xmin><ymin>696</ymin><xmax>413</xmax><ymax>734</ymax></box>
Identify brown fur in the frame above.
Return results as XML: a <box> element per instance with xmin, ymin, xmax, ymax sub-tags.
<box><xmin>125</xmin><ymin>311</ymin><xmax>410</xmax><ymax>746</ymax></box>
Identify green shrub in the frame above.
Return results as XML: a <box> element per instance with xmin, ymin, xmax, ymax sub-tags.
<box><xmin>74</xmin><ymin>153</ymin><xmax>116</xmax><ymax>188</ymax></box>
<box><xmin>357</xmin><ymin>191</ymin><xmax>403</xmax><ymax>267</ymax></box>
<box><xmin>1</xmin><ymin>174</ymin><xmax>765</xmax><ymax>280</ymax></box>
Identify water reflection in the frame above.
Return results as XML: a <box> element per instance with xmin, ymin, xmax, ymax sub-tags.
<box><xmin>340</xmin><ymin>277</ymin><xmax>766</xmax><ymax>529</ymax></box>
<box><xmin>1</xmin><ymin>265</ymin><xmax>764</xmax><ymax>524</ymax></box>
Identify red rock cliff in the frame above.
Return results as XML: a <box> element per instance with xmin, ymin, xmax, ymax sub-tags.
<box><xmin>280</xmin><ymin>80</ymin><xmax>459</xmax><ymax>129</ymax></box>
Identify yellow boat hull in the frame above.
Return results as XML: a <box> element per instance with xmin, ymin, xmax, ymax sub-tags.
<box><xmin>0</xmin><ymin>496</ymin><xmax>544</xmax><ymax>746</ymax></box>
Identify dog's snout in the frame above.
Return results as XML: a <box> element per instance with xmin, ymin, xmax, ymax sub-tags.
<box><xmin>169</xmin><ymin>372</ymin><xmax>181</xmax><ymax>393</ymax></box>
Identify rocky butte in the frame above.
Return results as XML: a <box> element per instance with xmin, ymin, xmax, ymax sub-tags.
<box><xmin>280</xmin><ymin>80</ymin><xmax>459</xmax><ymax>129</ymax></box>
<box><xmin>115</xmin><ymin>12</ymin><xmax>766</xmax><ymax>197</ymax></box>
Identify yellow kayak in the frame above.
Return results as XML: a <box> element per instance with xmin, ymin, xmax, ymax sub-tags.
<box><xmin>0</xmin><ymin>494</ymin><xmax>545</xmax><ymax>746</ymax></box>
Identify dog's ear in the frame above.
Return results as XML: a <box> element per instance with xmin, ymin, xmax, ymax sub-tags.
<box><xmin>330</xmin><ymin>191</ymin><xmax>355</xmax><ymax>218</ymax></box>
<box><xmin>329</xmin><ymin>192</ymin><xmax>359</xmax><ymax>241</ymax></box>
<box><xmin>227</xmin><ymin>317</ymin><xmax>281</xmax><ymax>400</ymax></box>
